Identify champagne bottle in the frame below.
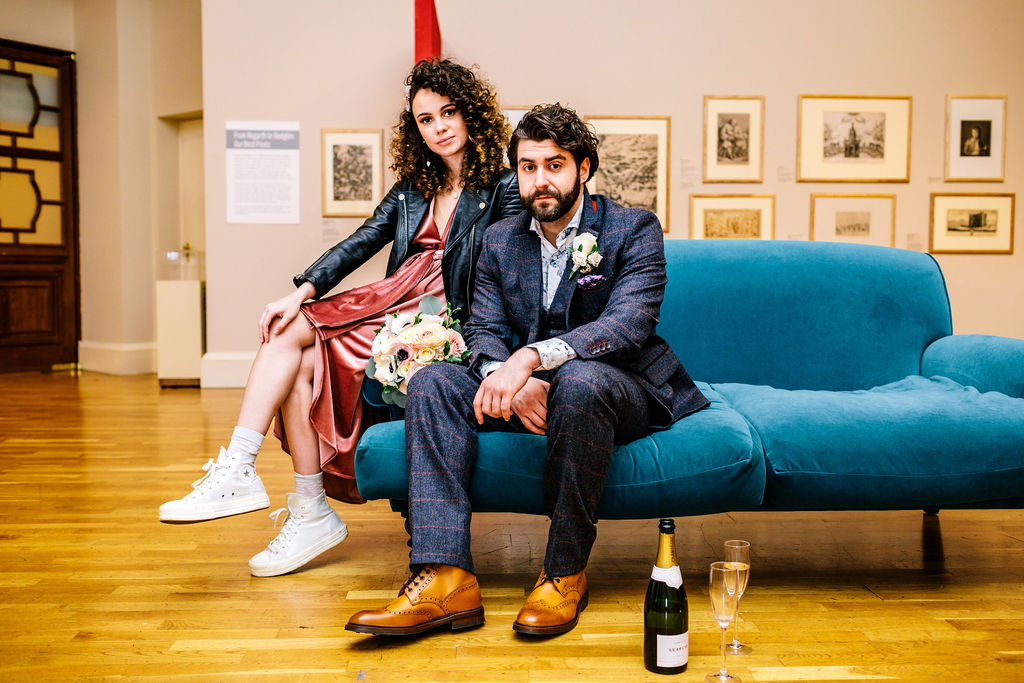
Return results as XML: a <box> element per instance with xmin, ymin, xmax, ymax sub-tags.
<box><xmin>643</xmin><ymin>518</ymin><xmax>688</xmax><ymax>674</ymax></box>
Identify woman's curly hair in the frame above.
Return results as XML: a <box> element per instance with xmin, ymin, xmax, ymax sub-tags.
<box><xmin>390</xmin><ymin>59</ymin><xmax>510</xmax><ymax>197</ymax></box>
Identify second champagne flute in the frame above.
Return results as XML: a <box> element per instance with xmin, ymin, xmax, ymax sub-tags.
<box><xmin>724</xmin><ymin>539</ymin><xmax>751</xmax><ymax>654</ymax></box>
<box><xmin>707</xmin><ymin>562</ymin><xmax>742</xmax><ymax>683</ymax></box>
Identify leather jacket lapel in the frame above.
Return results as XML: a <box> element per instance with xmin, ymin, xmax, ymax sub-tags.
<box><xmin>446</xmin><ymin>189</ymin><xmax>488</xmax><ymax>250</ymax></box>
<box><xmin>397</xmin><ymin>190</ymin><xmax>429</xmax><ymax>264</ymax></box>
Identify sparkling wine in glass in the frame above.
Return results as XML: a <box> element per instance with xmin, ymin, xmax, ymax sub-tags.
<box><xmin>724</xmin><ymin>539</ymin><xmax>752</xmax><ymax>654</ymax></box>
<box><xmin>707</xmin><ymin>562</ymin><xmax>742</xmax><ymax>683</ymax></box>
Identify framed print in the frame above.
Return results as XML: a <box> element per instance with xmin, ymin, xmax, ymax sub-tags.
<box><xmin>810</xmin><ymin>194</ymin><xmax>895</xmax><ymax>247</ymax></box>
<box><xmin>584</xmin><ymin>115</ymin><xmax>670</xmax><ymax>231</ymax></box>
<box><xmin>929</xmin><ymin>193</ymin><xmax>1014</xmax><ymax>254</ymax></box>
<box><xmin>703</xmin><ymin>95</ymin><xmax>764</xmax><ymax>183</ymax></box>
<box><xmin>797</xmin><ymin>95</ymin><xmax>912</xmax><ymax>182</ymax></box>
<box><xmin>503</xmin><ymin>106</ymin><xmax>531</xmax><ymax>132</ymax></box>
<box><xmin>321</xmin><ymin>128</ymin><xmax>383</xmax><ymax>217</ymax></box>
<box><xmin>689</xmin><ymin>194</ymin><xmax>775</xmax><ymax>240</ymax></box>
<box><xmin>945</xmin><ymin>95</ymin><xmax>1006</xmax><ymax>181</ymax></box>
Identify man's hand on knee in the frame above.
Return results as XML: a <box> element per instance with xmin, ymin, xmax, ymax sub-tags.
<box><xmin>511</xmin><ymin>378</ymin><xmax>549</xmax><ymax>435</ymax></box>
<box><xmin>473</xmin><ymin>348</ymin><xmax>540</xmax><ymax>424</ymax></box>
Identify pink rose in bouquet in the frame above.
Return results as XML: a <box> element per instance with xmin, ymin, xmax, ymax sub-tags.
<box><xmin>365</xmin><ymin>295</ymin><xmax>471</xmax><ymax>407</ymax></box>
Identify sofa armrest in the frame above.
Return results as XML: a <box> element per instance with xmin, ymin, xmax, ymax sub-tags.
<box><xmin>360</xmin><ymin>377</ymin><xmax>405</xmax><ymax>420</ymax></box>
<box><xmin>921</xmin><ymin>334</ymin><xmax>1024</xmax><ymax>398</ymax></box>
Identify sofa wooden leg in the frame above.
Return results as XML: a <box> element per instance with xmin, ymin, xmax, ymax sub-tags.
<box><xmin>921</xmin><ymin>510</ymin><xmax>946</xmax><ymax>573</ymax></box>
<box><xmin>923</xmin><ymin>507</ymin><xmax>940</xmax><ymax>516</ymax></box>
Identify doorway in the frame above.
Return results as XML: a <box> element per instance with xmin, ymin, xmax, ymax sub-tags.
<box><xmin>0</xmin><ymin>38</ymin><xmax>79</xmax><ymax>372</ymax></box>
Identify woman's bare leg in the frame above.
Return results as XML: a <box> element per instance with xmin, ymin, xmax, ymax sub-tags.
<box><xmin>158</xmin><ymin>313</ymin><xmax>316</xmax><ymax>523</ymax></box>
<box><xmin>279</xmin><ymin>346</ymin><xmax>321</xmax><ymax>475</ymax></box>
<box><xmin>249</xmin><ymin>345</ymin><xmax>349</xmax><ymax>578</ymax></box>
<box><xmin>236</xmin><ymin>314</ymin><xmax>317</xmax><ymax>435</ymax></box>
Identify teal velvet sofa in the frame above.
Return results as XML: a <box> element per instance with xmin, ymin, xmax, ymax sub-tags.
<box><xmin>354</xmin><ymin>241</ymin><xmax>1024</xmax><ymax>517</ymax></box>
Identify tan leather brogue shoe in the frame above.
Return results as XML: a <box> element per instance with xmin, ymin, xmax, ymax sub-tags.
<box><xmin>513</xmin><ymin>569</ymin><xmax>588</xmax><ymax>635</ymax></box>
<box><xmin>345</xmin><ymin>564</ymin><xmax>484</xmax><ymax>636</ymax></box>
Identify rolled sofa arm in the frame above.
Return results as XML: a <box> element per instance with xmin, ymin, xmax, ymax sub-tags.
<box><xmin>921</xmin><ymin>334</ymin><xmax>1024</xmax><ymax>398</ymax></box>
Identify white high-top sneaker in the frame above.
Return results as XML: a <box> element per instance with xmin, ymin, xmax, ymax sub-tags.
<box><xmin>158</xmin><ymin>447</ymin><xmax>270</xmax><ymax>522</ymax></box>
<box><xmin>248</xmin><ymin>491</ymin><xmax>349</xmax><ymax>577</ymax></box>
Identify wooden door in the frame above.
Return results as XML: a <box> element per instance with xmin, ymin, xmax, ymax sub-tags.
<box><xmin>0</xmin><ymin>39</ymin><xmax>79</xmax><ymax>372</ymax></box>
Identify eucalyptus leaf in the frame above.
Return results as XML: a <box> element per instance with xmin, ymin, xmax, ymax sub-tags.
<box><xmin>392</xmin><ymin>390</ymin><xmax>407</xmax><ymax>409</ymax></box>
<box><xmin>365</xmin><ymin>356</ymin><xmax>377</xmax><ymax>379</ymax></box>
<box><xmin>419</xmin><ymin>294</ymin><xmax>445</xmax><ymax>316</ymax></box>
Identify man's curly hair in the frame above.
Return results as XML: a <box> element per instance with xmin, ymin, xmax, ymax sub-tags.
<box><xmin>390</xmin><ymin>59</ymin><xmax>510</xmax><ymax>197</ymax></box>
<box><xmin>507</xmin><ymin>103</ymin><xmax>600</xmax><ymax>182</ymax></box>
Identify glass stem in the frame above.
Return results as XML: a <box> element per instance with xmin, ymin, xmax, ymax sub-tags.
<box><xmin>731</xmin><ymin>596</ymin><xmax>742</xmax><ymax>646</ymax></box>
<box><xmin>720</xmin><ymin>624</ymin><xmax>728</xmax><ymax>677</ymax></box>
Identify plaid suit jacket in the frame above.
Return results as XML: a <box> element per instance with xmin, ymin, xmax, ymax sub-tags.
<box><xmin>463</xmin><ymin>191</ymin><xmax>708</xmax><ymax>428</ymax></box>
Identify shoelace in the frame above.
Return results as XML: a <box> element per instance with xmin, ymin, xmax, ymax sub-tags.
<box><xmin>264</xmin><ymin>507</ymin><xmax>303</xmax><ymax>553</ymax></box>
<box><xmin>184</xmin><ymin>458</ymin><xmax>226</xmax><ymax>499</ymax></box>
<box><xmin>400</xmin><ymin>564</ymin><xmax>436</xmax><ymax>596</ymax></box>
<box><xmin>538</xmin><ymin>572</ymin><xmax>566</xmax><ymax>594</ymax></box>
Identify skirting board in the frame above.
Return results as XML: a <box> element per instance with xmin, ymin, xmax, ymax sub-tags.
<box><xmin>78</xmin><ymin>341</ymin><xmax>157</xmax><ymax>375</ymax></box>
<box><xmin>200</xmin><ymin>351</ymin><xmax>256</xmax><ymax>388</ymax></box>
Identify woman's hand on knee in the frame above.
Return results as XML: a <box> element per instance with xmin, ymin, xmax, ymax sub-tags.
<box><xmin>259</xmin><ymin>283</ymin><xmax>315</xmax><ymax>343</ymax></box>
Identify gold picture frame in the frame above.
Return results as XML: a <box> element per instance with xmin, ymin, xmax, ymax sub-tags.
<box><xmin>929</xmin><ymin>193</ymin><xmax>1014</xmax><ymax>254</ymax></box>
<box><xmin>584</xmin><ymin>115</ymin><xmax>670</xmax><ymax>232</ymax></box>
<box><xmin>689</xmin><ymin>194</ymin><xmax>775</xmax><ymax>240</ymax></box>
<box><xmin>944</xmin><ymin>95</ymin><xmax>1007</xmax><ymax>182</ymax></box>
<box><xmin>321</xmin><ymin>128</ymin><xmax>384</xmax><ymax>217</ymax></box>
<box><xmin>797</xmin><ymin>95</ymin><xmax>912</xmax><ymax>183</ymax></box>
<box><xmin>703</xmin><ymin>95</ymin><xmax>764</xmax><ymax>183</ymax></box>
<box><xmin>810</xmin><ymin>193</ymin><xmax>896</xmax><ymax>247</ymax></box>
<box><xmin>502</xmin><ymin>106</ymin><xmax>532</xmax><ymax>132</ymax></box>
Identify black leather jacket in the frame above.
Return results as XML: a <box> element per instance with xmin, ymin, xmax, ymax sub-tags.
<box><xmin>294</xmin><ymin>169</ymin><xmax>521</xmax><ymax>324</ymax></box>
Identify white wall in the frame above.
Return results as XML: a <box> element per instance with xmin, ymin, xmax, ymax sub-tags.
<box><xmin>201</xmin><ymin>0</ymin><xmax>1023</xmax><ymax>386</ymax></box>
<box><xmin>2</xmin><ymin>0</ymin><xmax>203</xmax><ymax>374</ymax></box>
<box><xmin>0</xmin><ymin>0</ymin><xmax>75</xmax><ymax>48</ymax></box>
<box><xmin>200</xmin><ymin>0</ymin><xmax>414</xmax><ymax>385</ymax></box>
<box><xmin>5</xmin><ymin>0</ymin><xmax>1022</xmax><ymax>382</ymax></box>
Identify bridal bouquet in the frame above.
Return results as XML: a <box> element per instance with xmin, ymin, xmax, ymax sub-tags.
<box><xmin>365</xmin><ymin>295</ymin><xmax>470</xmax><ymax>407</ymax></box>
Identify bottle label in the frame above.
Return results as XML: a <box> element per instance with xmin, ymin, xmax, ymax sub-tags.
<box><xmin>657</xmin><ymin>631</ymin><xmax>689</xmax><ymax>667</ymax></box>
<box><xmin>650</xmin><ymin>565</ymin><xmax>683</xmax><ymax>589</ymax></box>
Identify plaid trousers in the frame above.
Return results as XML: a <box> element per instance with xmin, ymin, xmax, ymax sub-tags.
<box><xmin>405</xmin><ymin>358</ymin><xmax>650</xmax><ymax>576</ymax></box>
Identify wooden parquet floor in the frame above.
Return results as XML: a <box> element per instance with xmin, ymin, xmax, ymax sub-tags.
<box><xmin>0</xmin><ymin>371</ymin><xmax>1022</xmax><ymax>682</ymax></box>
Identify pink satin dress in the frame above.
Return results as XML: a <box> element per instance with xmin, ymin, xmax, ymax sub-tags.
<box><xmin>276</xmin><ymin>201</ymin><xmax>454</xmax><ymax>503</ymax></box>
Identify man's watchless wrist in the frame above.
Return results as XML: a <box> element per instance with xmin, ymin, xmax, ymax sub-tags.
<box><xmin>513</xmin><ymin>347</ymin><xmax>542</xmax><ymax>371</ymax></box>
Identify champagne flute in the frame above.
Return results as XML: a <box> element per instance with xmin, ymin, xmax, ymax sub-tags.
<box><xmin>707</xmin><ymin>562</ymin><xmax>742</xmax><ymax>683</ymax></box>
<box><xmin>724</xmin><ymin>539</ymin><xmax>752</xmax><ymax>654</ymax></box>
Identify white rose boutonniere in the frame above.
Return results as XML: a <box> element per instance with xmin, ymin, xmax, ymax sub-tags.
<box><xmin>569</xmin><ymin>233</ymin><xmax>601</xmax><ymax>276</ymax></box>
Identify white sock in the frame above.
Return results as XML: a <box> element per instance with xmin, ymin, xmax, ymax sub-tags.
<box><xmin>226</xmin><ymin>425</ymin><xmax>263</xmax><ymax>463</ymax></box>
<box><xmin>294</xmin><ymin>472</ymin><xmax>324</xmax><ymax>499</ymax></box>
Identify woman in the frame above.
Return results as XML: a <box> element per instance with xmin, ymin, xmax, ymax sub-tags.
<box><xmin>159</xmin><ymin>59</ymin><xmax>520</xmax><ymax>578</ymax></box>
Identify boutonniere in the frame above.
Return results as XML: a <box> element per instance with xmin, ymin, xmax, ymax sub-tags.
<box><xmin>569</xmin><ymin>232</ymin><xmax>602</xmax><ymax>277</ymax></box>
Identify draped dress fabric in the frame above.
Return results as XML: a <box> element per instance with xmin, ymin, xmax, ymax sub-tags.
<box><xmin>275</xmin><ymin>200</ymin><xmax>455</xmax><ymax>504</ymax></box>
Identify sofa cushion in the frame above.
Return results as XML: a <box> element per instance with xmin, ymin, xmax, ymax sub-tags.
<box><xmin>353</xmin><ymin>382</ymin><xmax>766</xmax><ymax>519</ymax></box>
<box><xmin>712</xmin><ymin>376</ymin><xmax>1024</xmax><ymax>509</ymax></box>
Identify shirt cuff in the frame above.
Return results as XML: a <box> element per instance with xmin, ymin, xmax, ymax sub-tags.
<box><xmin>480</xmin><ymin>360</ymin><xmax>503</xmax><ymax>377</ymax></box>
<box><xmin>527</xmin><ymin>338</ymin><xmax>577</xmax><ymax>371</ymax></box>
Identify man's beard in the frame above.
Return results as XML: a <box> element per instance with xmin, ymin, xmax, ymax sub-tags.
<box><xmin>524</xmin><ymin>173</ymin><xmax>581</xmax><ymax>223</ymax></box>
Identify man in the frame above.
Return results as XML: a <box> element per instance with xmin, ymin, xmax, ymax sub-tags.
<box><xmin>346</xmin><ymin>104</ymin><xmax>708</xmax><ymax>637</ymax></box>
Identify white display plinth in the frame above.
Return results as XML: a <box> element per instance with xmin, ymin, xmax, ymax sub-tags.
<box><xmin>156</xmin><ymin>280</ymin><xmax>205</xmax><ymax>387</ymax></box>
